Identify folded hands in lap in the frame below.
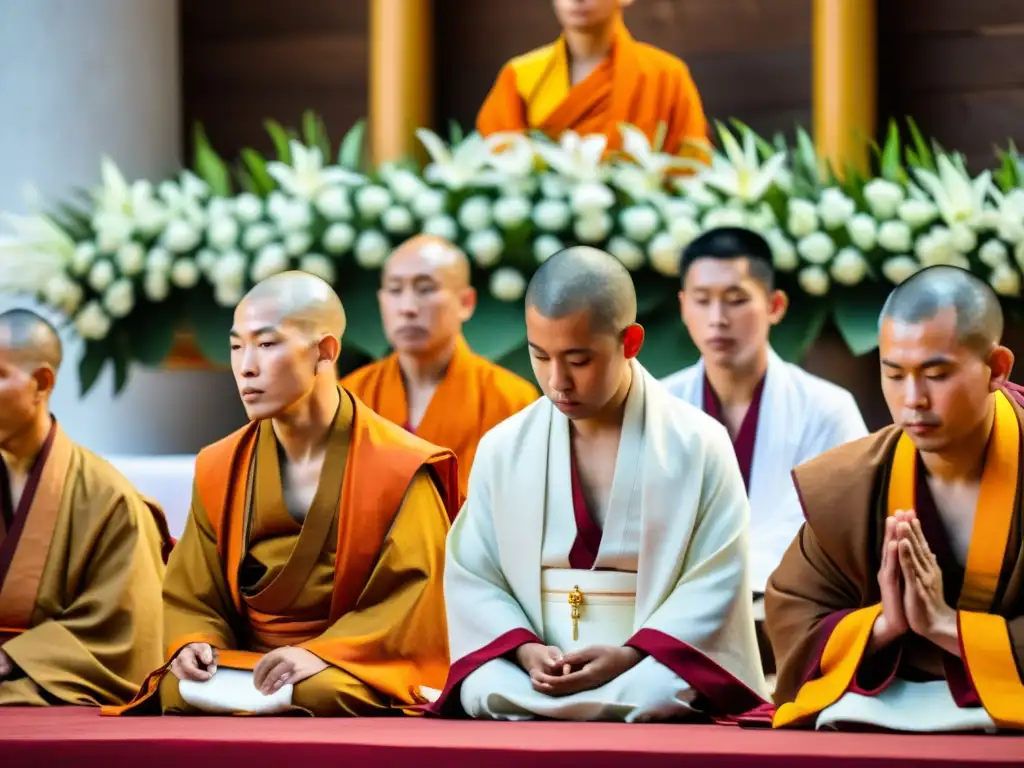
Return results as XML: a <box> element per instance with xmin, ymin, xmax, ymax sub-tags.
<box><xmin>516</xmin><ymin>643</ymin><xmax>643</xmax><ymax>696</ymax></box>
<box><xmin>169</xmin><ymin>642</ymin><xmax>327</xmax><ymax>694</ymax></box>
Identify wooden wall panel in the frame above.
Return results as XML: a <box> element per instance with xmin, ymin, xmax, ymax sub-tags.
<box><xmin>434</xmin><ymin>0</ymin><xmax>812</xmax><ymax>141</ymax></box>
<box><xmin>879</xmin><ymin>0</ymin><xmax>1024</xmax><ymax>172</ymax></box>
<box><xmin>180</xmin><ymin>0</ymin><xmax>368</xmax><ymax>160</ymax></box>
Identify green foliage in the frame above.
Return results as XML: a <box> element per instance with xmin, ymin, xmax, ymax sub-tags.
<box><xmin>193</xmin><ymin>124</ymin><xmax>232</xmax><ymax>197</ymax></box>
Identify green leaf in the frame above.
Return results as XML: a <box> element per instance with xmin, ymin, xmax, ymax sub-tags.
<box><xmin>906</xmin><ymin>118</ymin><xmax>935</xmax><ymax>172</ymax></box>
<box><xmin>265</xmin><ymin>120</ymin><xmax>293</xmax><ymax>163</ymax></box>
<box><xmin>186</xmin><ymin>291</ymin><xmax>235</xmax><ymax>367</ymax></box>
<box><xmin>448</xmin><ymin>120</ymin><xmax>465</xmax><ymax>146</ymax></box>
<box><xmin>651</xmin><ymin>120</ymin><xmax>668</xmax><ymax>153</ymax></box>
<box><xmin>833</xmin><ymin>288</ymin><xmax>888</xmax><ymax>356</ymax></box>
<box><xmin>338</xmin><ymin>119</ymin><xmax>367</xmax><ymax>170</ymax></box>
<box><xmin>240</xmin><ymin>148</ymin><xmax>275</xmax><ymax>196</ymax></box>
<box><xmin>770</xmin><ymin>299</ymin><xmax>829</xmax><ymax>363</ymax></box>
<box><xmin>78</xmin><ymin>341</ymin><xmax>109</xmax><ymax>396</ymax></box>
<box><xmin>125</xmin><ymin>299</ymin><xmax>179</xmax><ymax>367</ymax></box>
<box><xmin>302</xmin><ymin>110</ymin><xmax>332</xmax><ymax>160</ymax></box>
<box><xmin>463</xmin><ymin>290</ymin><xmax>529</xmax><ymax>361</ymax></box>
<box><xmin>880</xmin><ymin>121</ymin><xmax>903</xmax><ymax>182</ymax></box>
<box><xmin>193</xmin><ymin>124</ymin><xmax>232</xmax><ymax>197</ymax></box>
<box><xmin>795</xmin><ymin>127</ymin><xmax>821</xmax><ymax>181</ymax></box>
<box><xmin>635</xmin><ymin>306</ymin><xmax>699</xmax><ymax>379</ymax></box>
<box><xmin>336</xmin><ymin>267</ymin><xmax>390</xmax><ymax>358</ymax></box>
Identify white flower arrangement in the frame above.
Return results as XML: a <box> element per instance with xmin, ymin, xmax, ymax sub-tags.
<box><xmin>0</xmin><ymin>111</ymin><xmax>1020</xmax><ymax>394</ymax></box>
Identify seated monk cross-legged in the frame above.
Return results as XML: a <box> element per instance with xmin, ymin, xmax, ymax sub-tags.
<box><xmin>767</xmin><ymin>265</ymin><xmax>1024</xmax><ymax>733</ymax></box>
<box><xmin>0</xmin><ymin>308</ymin><xmax>172</xmax><ymax>708</ymax></box>
<box><xmin>106</xmin><ymin>271</ymin><xmax>460</xmax><ymax>717</ymax></box>
<box><xmin>343</xmin><ymin>235</ymin><xmax>539</xmax><ymax>500</ymax></box>
<box><xmin>428</xmin><ymin>246</ymin><xmax>769</xmax><ymax>723</ymax></box>
<box><xmin>477</xmin><ymin>0</ymin><xmax>708</xmax><ymax>157</ymax></box>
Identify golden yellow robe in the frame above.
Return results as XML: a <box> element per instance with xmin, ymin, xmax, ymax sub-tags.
<box><xmin>107</xmin><ymin>389</ymin><xmax>459</xmax><ymax>717</ymax></box>
<box><xmin>342</xmin><ymin>336</ymin><xmax>539</xmax><ymax>500</ymax></box>
<box><xmin>0</xmin><ymin>422</ymin><xmax>170</xmax><ymax>707</ymax></box>
<box><xmin>476</xmin><ymin>16</ymin><xmax>707</xmax><ymax>156</ymax></box>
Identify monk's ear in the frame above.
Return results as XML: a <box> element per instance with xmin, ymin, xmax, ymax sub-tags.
<box><xmin>622</xmin><ymin>324</ymin><xmax>644</xmax><ymax>359</ymax></box>
<box><xmin>457</xmin><ymin>286</ymin><xmax>477</xmax><ymax>323</ymax></box>
<box><xmin>316</xmin><ymin>335</ymin><xmax>341</xmax><ymax>370</ymax></box>
<box><xmin>677</xmin><ymin>289</ymin><xmax>686</xmax><ymax>322</ymax></box>
<box><xmin>31</xmin><ymin>365</ymin><xmax>56</xmax><ymax>401</ymax></box>
<box><xmin>987</xmin><ymin>344</ymin><xmax>1015</xmax><ymax>392</ymax></box>
<box><xmin>768</xmin><ymin>289</ymin><xmax>789</xmax><ymax>326</ymax></box>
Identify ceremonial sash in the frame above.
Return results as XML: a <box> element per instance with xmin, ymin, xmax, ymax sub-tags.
<box><xmin>774</xmin><ymin>390</ymin><xmax>1022</xmax><ymax>728</ymax></box>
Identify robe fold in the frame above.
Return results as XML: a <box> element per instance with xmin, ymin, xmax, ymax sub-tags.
<box><xmin>0</xmin><ymin>422</ymin><xmax>170</xmax><ymax>707</ymax></box>
<box><xmin>429</xmin><ymin>359</ymin><xmax>769</xmax><ymax>722</ymax></box>
<box><xmin>476</xmin><ymin>16</ymin><xmax>707</xmax><ymax>157</ymax></box>
<box><xmin>662</xmin><ymin>350</ymin><xmax>869</xmax><ymax>593</ymax></box>
<box><xmin>767</xmin><ymin>390</ymin><xmax>1024</xmax><ymax>732</ymax></box>
<box><xmin>106</xmin><ymin>389</ymin><xmax>459</xmax><ymax>717</ymax></box>
<box><xmin>342</xmin><ymin>336</ymin><xmax>539</xmax><ymax>500</ymax></box>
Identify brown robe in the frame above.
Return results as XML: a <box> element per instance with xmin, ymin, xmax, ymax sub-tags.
<box><xmin>766</xmin><ymin>390</ymin><xmax>1024</xmax><ymax>730</ymax></box>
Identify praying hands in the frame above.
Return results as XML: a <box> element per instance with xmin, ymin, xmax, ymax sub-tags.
<box><xmin>516</xmin><ymin>642</ymin><xmax>643</xmax><ymax>697</ymax></box>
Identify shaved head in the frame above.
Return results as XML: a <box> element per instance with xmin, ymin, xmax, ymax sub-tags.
<box><xmin>0</xmin><ymin>308</ymin><xmax>63</xmax><ymax>374</ymax></box>
<box><xmin>525</xmin><ymin>246</ymin><xmax>637</xmax><ymax>335</ymax></box>
<box><xmin>384</xmin><ymin>234</ymin><xmax>470</xmax><ymax>289</ymax></box>
<box><xmin>239</xmin><ymin>270</ymin><xmax>346</xmax><ymax>341</ymax></box>
<box><xmin>879</xmin><ymin>265</ymin><xmax>1003</xmax><ymax>356</ymax></box>
<box><xmin>378</xmin><ymin>235</ymin><xmax>476</xmax><ymax>357</ymax></box>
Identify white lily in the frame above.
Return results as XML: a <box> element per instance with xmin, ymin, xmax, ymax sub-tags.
<box><xmin>484</xmin><ymin>132</ymin><xmax>536</xmax><ymax>179</ymax></box>
<box><xmin>92</xmin><ymin>156</ymin><xmax>168</xmax><ymax>239</ymax></box>
<box><xmin>912</xmin><ymin>154</ymin><xmax>992</xmax><ymax>228</ymax></box>
<box><xmin>416</xmin><ymin>129</ymin><xmax>503</xmax><ymax>190</ymax></box>
<box><xmin>267</xmin><ymin>141</ymin><xmax>366</xmax><ymax>200</ymax></box>
<box><xmin>612</xmin><ymin>124</ymin><xmax>702</xmax><ymax>202</ymax></box>
<box><xmin>0</xmin><ymin>212</ymin><xmax>76</xmax><ymax>294</ymax></box>
<box><xmin>700</xmin><ymin>126</ymin><xmax>786</xmax><ymax>203</ymax></box>
<box><xmin>532</xmin><ymin>131</ymin><xmax>608</xmax><ymax>184</ymax></box>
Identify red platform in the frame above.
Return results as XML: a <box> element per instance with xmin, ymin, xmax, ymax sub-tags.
<box><xmin>1</xmin><ymin>707</ymin><xmax>1022</xmax><ymax>767</ymax></box>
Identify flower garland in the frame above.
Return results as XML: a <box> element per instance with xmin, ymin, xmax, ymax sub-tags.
<box><xmin>0</xmin><ymin>115</ymin><xmax>1021</xmax><ymax>393</ymax></box>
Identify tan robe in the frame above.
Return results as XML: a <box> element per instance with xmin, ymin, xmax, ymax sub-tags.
<box><xmin>0</xmin><ymin>422</ymin><xmax>170</xmax><ymax>706</ymax></box>
<box><xmin>108</xmin><ymin>390</ymin><xmax>459</xmax><ymax>716</ymax></box>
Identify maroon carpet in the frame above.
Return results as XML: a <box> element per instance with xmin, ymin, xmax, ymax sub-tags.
<box><xmin>1</xmin><ymin>708</ymin><xmax>1023</xmax><ymax>767</ymax></box>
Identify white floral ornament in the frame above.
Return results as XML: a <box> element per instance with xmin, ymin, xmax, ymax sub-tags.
<box><xmin>881</xmin><ymin>255</ymin><xmax>921</xmax><ymax>284</ymax></box>
<box><xmin>798</xmin><ymin>265</ymin><xmax>830</xmax><ymax>296</ymax></box>
<box><xmin>489</xmin><ymin>266</ymin><xmax>527</xmax><ymax>302</ymax></box>
<box><xmin>266</xmin><ymin>141</ymin><xmax>365</xmax><ymax>200</ymax></box>
<box><xmin>533</xmin><ymin>235</ymin><xmax>564</xmax><ymax>263</ymax></box>
<box><xmin>648</xmin><ymin>232</ymin><xmax>680</xmax><ymax>277</ymax></box>
<box><xmin>74</xmin><ymin>300</ymin><xmax>113</xmax><ymax>340</ymax></box>
<box><xmin>830</xmin><ymin>248</ymin><xmax>868</xmax><ymax>286</ymax></box>
<box><xmin>989</xmin><ymin>264</ymin><xmax>1022</xmax><ymax>297</ymax></box>
<box><xmin>417</xmin><ymin>130</ymin><xmax>503</xmax><ymax>190</ymax></box>
<box><xmin>0</xmin><ymin>212</ymin><xmax>76</xmax><ymax>294</ymax></box>
<box><xmin>354</xmin><ymin>230</ymin><xmax>390</xmax><ymax>269</ymax></box>
<box><xmin>862</xmin><ymin>179</ymin><xmax>905</xmax><ymax>220</ymax></box>
<box><xmin>466</xmin><ymin>229</ymin><xmax>504</xmax><ymax>267</ymax></box>
<box><xmin>700</xmin><ymin>125</ymin><xmax>787</xmax><ymax>203</ymax></box>
<box><xmin>300</xmin><ymin>253</ymin><xmax>336</xmax><ymax>284</ymax></box>
<box><xmin>607</xmin><ymin>236</ymin><xmax>645</xmax><ymax>271</ymax></box>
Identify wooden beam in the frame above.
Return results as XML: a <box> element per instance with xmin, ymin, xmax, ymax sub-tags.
<box><xmin>369</xmin><ymin>0</ymin><xmax>432</xmax><ymax>165</ymax></box>
<box><xmin>813</xmin><ymin>0</ymin><xmax>877</xmax><ymax>177</ymax></box>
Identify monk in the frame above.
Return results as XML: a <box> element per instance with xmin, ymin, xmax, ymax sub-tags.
<box><xmin>0</xmin><ymin>308</ymin><xmax>171</xmax><ymax>707</ymax></box>
<box><xmin>429</xmin><ymin>246</ymin><xmax>768</xmax><ymax>722</ymax></box>
<box><xmin>663</xmin><ymin>228</ymin><xmax>868</xmax><ymax>597</ymax></box>
<box><xmin>342</xmin><ymin>235</ymin><xmax>539</xmax><ymax>499</ymax></box>
<box><xmin>108</xmin><ymin>271</ymin><xmax>460</xmax><ymax>717</ymax></box>
<box><xmin>767</xmin><ymin>265</ymin><xmax>1024</xmax><ymax>733</ymax></box>
<box><xmin>476</xmin><ymin>0</ymin><xmax>708</xmax><ymax>156</ymax></box>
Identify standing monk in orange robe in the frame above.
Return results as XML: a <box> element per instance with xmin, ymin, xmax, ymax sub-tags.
<box><xmin>0</xmin><ymin>308</ymin><xmax>171</xmax><ymax>707</ymax></box>
<box><xmin>767</xmin><ymin>266</ymin><xmax>1024</xmax><ymax>733</ymax></box>
<box><xmin>343</xmin><ymin>236</ymin><xmax>539</xmax><ymax>500</ymax></box>
<box><xmin>476</xmin><ymin>0</ymin><xmax>708</xmax><ymax>156</ymax></box>
<box><xmin>107</xmin><ymin>271</ymin><xmax>459</xmax><ymax>717</ymax></box>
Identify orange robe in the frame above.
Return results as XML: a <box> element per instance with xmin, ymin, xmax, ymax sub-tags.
<box><xmin>0</xmin><ymin>421</ymin><xmax>171</xmax><ymax>707</ymax></box>
<box><xmin>476</xmin><ymin>16</ymin><xmax>707</xmax><ymax>156</ymax></box>
<box><xmin>767</xmin><ymin>390</ymin><xmax>1024</xmax><ymax>732</ymax></box>
<box><xmin>106</xmin><ymin>390</ymin><xmax>460</xmax><ymax>717</ymax></box>
<box><xmin>342</xmin><ymin>336</ymin><xmax>539</xmax><ymax>500</ymax></box>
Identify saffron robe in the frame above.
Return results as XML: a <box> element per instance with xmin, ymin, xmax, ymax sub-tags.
<box><xmin>476</xmin><ymin>16</ymin><xmax>707</xmax><ymax>156</ymax></box>
<box><xmin>107</xmin><ymin>389</ymin><xmax>460</xmax><ymax>717</ymax></box>
<box><xmin>342</xmin><ymin>336</ymin><xmax>539</xmax><ymax>500</ymax></box>
<box><xmin>0</xmin><ymin>422</ymin><xmax>171</xmax><ymax>707</ymax></box>
<box><xmin>662</xmin><ymin>349</ymin><xmax>869</xmax><ymax>593</ymax></box>
<box><xmin>429</xmin><ymin>360</ymin><xmax>769</xmax><ymax>721</ymax></box>
<box><xmin>766</xmin><ymin>390</ymin><xmax>1024</xmax><ymax>732</ymax></box>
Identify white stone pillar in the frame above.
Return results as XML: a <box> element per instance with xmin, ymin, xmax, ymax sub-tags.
<box><xmin>0</xmin><ymin>0</ymin><xmax>247</xmax><ymax>456</ymax></box>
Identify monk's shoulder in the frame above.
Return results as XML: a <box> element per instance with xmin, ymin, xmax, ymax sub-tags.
<box><xmin>792</xmin><ymin>426</ymin><xmax>901</xmax><ymax>530</ymax></box>
<box><xmin>468</xmin><ymin>353</ymin><xmax>540</xmax><ymax>407</ymax></box>
<box><xmin>633</xmin><ymin>40</ymin><xmax>695</xmax><ymax>81</ymax></box>
<box><xmin>507</xmin><ymin>41</ymin><xmax>559</xmax><ymax>77</ymax></box>
<box><xmin>340</xmin><ymin>356</ymin><xmax>390</xmax><ymax>395</ymax></box>
<box><xmin>66</xmin><ymin>443</ymin><xmax>160</xmax><ymax>529</ymax></box>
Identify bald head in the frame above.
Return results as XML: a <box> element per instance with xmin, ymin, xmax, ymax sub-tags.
<box><xmin>384</xmin><ymin>235</ymin><xmax>470</xmax><ymax>289</ymax></box>
<box><xmin>879</xmin><ymin>266</ymin><xmax>1003</xmax><ymax>356</ymax></box>
<box><xmin>525</xmin><ymin>246</ymin><xmax>637</xmax><ymax>335</ymax></box>
<box><xmin>240</xmin><ymin>270</ymin><xmax>346</xmax><ymax>341</ymax></box>
<box><xmin>0</xmin><ymin>308</ymin><xmax>63</xmax><ymax>374</ymax></box>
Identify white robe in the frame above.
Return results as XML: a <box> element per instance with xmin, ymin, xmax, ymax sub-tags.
<box><xmin>661</xmin><ymin>349</ymin><xmax>869</xmax><ymax>593</ymax></box>
<box><xmin>435</xmin><ymin>360</ymin><xmax>770</xmax><ymax>722</ymax></box>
